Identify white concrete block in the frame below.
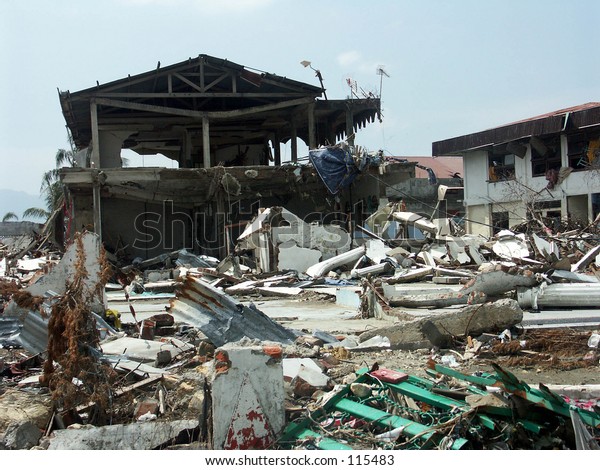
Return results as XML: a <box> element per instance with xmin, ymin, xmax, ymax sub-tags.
<box><xmin>276</xmin><ymin>242</ymin><xmax>321</xmax><ymax>273</ymax></box>
<box><xmin>211</xmin><ymin>344</ymin><xmax>285</xmax><ymax>450</ymax></box>
<box><xmin>282</xmin><ymin>358</ymin><xmax>323</xmax><ymax>380</ymax></box>
<box><xmin>365</xmin><ymin>239</ymin><xmax>389</xmax><ymax>264</ymax></box>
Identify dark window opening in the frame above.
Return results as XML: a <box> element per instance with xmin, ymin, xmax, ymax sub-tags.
<box><xmin>530</xmin><ymin>136</ymin><xmax>561</xmax><ymax>177</ymax></box>
<box><xmin>492</xmin><ymin>211</ymin><xmax>509</xmax><ymax>234</ymax></box>
<box><xmin>568</xmin><ymin>133</ymin><xmax>600</xmax><ymax>171</ymax></box>
<box><xmin>532</xmin><ymin>200</ymin><xmax>562</xmax><ymax>231</ymax></box>
<box><xmin>488</xmin><ymin>149</ymin><xmax>515</xmax><ymax>182</ymax></box>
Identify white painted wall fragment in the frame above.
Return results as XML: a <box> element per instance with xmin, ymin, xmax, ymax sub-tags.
<box><xmin>210</xmin><ymin>343</ymin><xmax>285</xmax><ymax>450</ymax></box>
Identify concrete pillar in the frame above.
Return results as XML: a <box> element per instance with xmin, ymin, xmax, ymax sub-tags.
<box><xmin>210</xmin><ymin>343</ymin><xmax>285</xmax><ymax>450</ymax></box>
<box><xmin>346</xmin><ymin>109</ymin><xmax>355</xmax><ymax>147</ymax></box>
<box><xmin>98</xmin><ymin>131</ymin><xmax>131</xmax><ymax>168</ymax></box>
<box><xmin>307</xmin><ymin>103</ymin><xmax>316</xmax><ymax>149</ymax></box>
<box><xmin>291</xmin><ymin>125</ymin><xmax>298</xmax><ymax>163</ymax></box>
<box><xmin>202</xmin><ymin>117</ymin><xmax>211</xmax><ymax>168</ymax></box>
<box><xmin>92</xmin><ymin>173</ymin><xmax>102</xmax><ymax>241</ymax></box>
<box><xmin>273</xmin><ymin>133</ymin><xmax>281</xmax><ymax>166</ymax></box>
<box><xmin>90</xmin><ymin>101</ymin><xmax>100</xmax><ymax>168</ymax></box>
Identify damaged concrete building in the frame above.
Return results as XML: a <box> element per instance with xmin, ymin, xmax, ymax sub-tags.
<box><xmin>4</xmin><ymin>53</ymin><xmax>600</xmax><ymax>451</ymax></box>
<box><xmin>57</xmin><ymin>54</ymin><xmax>414</xmax><ymax>262</ymax></box>
<box><xmin>433</xmin><ymin>102</ymin><xmax>600</xmax><ymax>236</ymax></box>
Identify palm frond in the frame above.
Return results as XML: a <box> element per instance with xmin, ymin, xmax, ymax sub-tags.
<box><xmin>23</xmin><ymin>207</ymin><xmax>50</xmax><ymax>221</ymax></box>
<box><xmin>2</xmin><ymin>212</ymin><xmax>19</xmax><ymax>222</ymax></box>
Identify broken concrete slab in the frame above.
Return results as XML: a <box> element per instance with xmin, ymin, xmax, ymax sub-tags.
<box><xmin>532</xmin><ymin>233</ymin><xmax>560</xmax><ymax>262</ymax></box>
<box><xmin>283</xmin><ymin>358</ymin><xmax>324</xmax><ymax>381</ymax></box>
<box><xmin>385</xmin><ymin>266</ymin><xmax>433</xmax><ymax>284</ymax></box>
<box><xmin>389</xmin><ymin>290</ymin><xmax>487</xmax><ymax>309</ymax></box>
<box><xmin>210</xmin><ymin>343</ymin><xmax>285</xmax><ymax>450</ymax></box>
<box><xmin>392</xmin><ymin>211</ymin><xmax>438</xmax><ymax>235</ymax></box>
<box><xmin>2</xmin><ymin>420</ymin><xmax>42</xmax><ymax>449</ymax></box>
<box><xmin>0</xmin><ymin>389</ymin><xmax>53</xmax><ymax>431</ymax></box>
<box><xmin>257</xmin><ymin>286</ymin><xmax>304</xmax><ymax>297</ymax></box>
<box><xmin>291</xmin><ymin>365</ymin><xmax>331</xmax><ymax>397</ymax></box>
<box><xmin>6</xmin><ymin>232</ymin><xmax>104</xmax><ymax>310</ymax></box>
<box><xmin>335</xmin><ymin>287</ymin><xmax>362</xmax><ymax>308</ymax></box>
<box><xmin>100</xmin><ymin>336</ymin><xmax>193</xmax><ymax>363</ymax></box>
<box><xmin>47</xmin><ymin>419</ymin><xmax>199</xmax><ymax>450</ymax></box>
<box><xmin>359</xmin><ymin>299</ymin><xmax>523</xmax><ymax>349</ymax></box>
<box><xmin>169</xmin><ymin>275</ymin><xmax>297</xmax><ymax>347</ymax></box>
<box><xmin>365</xmin><ymin>239</ymin><xmax>389</xmax><ymax>264</ymax></box>
<box><xmin>277</xmin><ymin>242</ymin><xmax>321</xmax><ymax>273</ymax></box>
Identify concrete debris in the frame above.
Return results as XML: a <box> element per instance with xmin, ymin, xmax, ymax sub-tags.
<box><xmin>492</xmin><ymin>231</ymin><xmax>530</xmax><ymax>260</ymax></box>
<box><xmin>305</xmin><ymin>246</ymin><xmax>366</xmax><ymax>279</ymax></box>
<box><xmin>1</xmin><ymin>203</ymin><xmax>600</xmax><ymax>452</ymax></box>
<box><xmin>360</xmin><ymin>299</ymin><xmax>523</xmax><ymax>349</ymax></box>
<box><xmin>47</xmin><ymin>419</ymin><xmax>199</xmax><ymax>450</ymax></box>
<box><xmin>0</xmin><ymin>389</ymin><xmax>53</xmax><ymax>431</ymax></box>
<box><xmin>2</xmin><ymin>420</ymin><xmax>42</xmax><ymax>450</ymax></box>
<box><xmin>209</xmin><ymin>343</ymin><xmax>285</xmax><ymax>450</ymax></box>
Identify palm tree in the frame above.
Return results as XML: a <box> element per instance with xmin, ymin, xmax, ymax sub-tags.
<box><xmin>2</xmin><ymin>212</ymin><xmax>18</xmax><ymax>222</ymax></box>
<box><xmin>22</xmin><ymin>207</ymin><xmax>50</xmax><ymax>220</ymax></box>
<box><xmin>40</xmin><ymin>146</ymin><xmax>76</xmax><ymax>213</ymax></box>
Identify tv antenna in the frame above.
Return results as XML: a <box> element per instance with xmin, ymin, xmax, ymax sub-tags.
<box><xmin>346</xmin><ymin>76</ymin><xmax>359</xmax><ymax>99</ymax></box>
<box><xmin>376</xmin><ymin>65</ymin><xmax>389</xmax><ymax>99</ymax></box>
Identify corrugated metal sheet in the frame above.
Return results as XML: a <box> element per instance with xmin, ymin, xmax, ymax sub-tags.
<box><xmin>169</xmin><ymin>275</ymin><xmax>297</xmax><ymax>347</ymax></box>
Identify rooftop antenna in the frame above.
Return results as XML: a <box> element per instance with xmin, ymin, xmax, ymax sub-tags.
<box><xmin>301</xmin><ymin>60</ymin><xmax>328</xmax><ymax>100</ymax></box>
<box><xmin>346</xmin><ymin>76</ymin><xmax>359</xmax><ymax>99</ymax></box>
<box><xmin>376</xmin><ymin>65</ymin><xmax>389</xmax><ymax>100</ymax></box>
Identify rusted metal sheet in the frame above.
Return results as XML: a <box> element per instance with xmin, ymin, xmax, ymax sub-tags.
<box><xmin>169</xmin><ymin>275</ymin><xmax>297</xmax><ymax>346</ymax></box>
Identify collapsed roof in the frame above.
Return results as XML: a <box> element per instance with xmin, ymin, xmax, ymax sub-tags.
<box><xmin>59</xmin><ymin>54</ymin><xmax>381</xmax><ymax>162</ymax></box>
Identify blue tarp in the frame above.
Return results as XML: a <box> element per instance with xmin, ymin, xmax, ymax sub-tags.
<box><xmin>309</xmin><ymin>146</ymin><xmax>360</xmax><ymax>195</ymax></box>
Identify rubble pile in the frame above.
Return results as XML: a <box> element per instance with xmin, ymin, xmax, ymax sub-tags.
<box><xmin>0</xmin><ymin>208</ymin><xmax>599</xmax><ymax>450</ymax></box>
<box><xmin>280</xmin><ymin>362</ymin><xmax>600</xmax><ymax>450</ymax></box>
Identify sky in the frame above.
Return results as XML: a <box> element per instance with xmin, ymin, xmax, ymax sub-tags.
<box><xmin>1</xmin><ymin>0</ymin><xmax>600</xmax><ymax>203</ymax></box>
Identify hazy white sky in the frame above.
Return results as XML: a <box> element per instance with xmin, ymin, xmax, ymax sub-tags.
<box><xmin>1</xmin><ymin>0</ymin><xmax>599</xmax><ymax>196</ymax></box>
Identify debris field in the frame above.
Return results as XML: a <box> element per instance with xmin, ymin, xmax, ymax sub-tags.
<box><xmin>2</xmin><ymin>175</ymin><xmax>600</xmax><ymax>450</ymax></box>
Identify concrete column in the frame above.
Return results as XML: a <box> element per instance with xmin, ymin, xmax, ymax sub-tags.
<box><xmin>98</xmin><ymin>131</ymin><xmax>131</xmax><ymax>168</ymax></box>
<box><xmin>181</xmin><ymin>129</ymin><xmax>192</xmax><ymax>168</ymax></box>
<box><xmin>273</xmin><ymin>133</ymin><xmax>281</xmax><ymax>166</ymax></box>
<box><xmin>202</xmin><ymin>117</ymin><xmax>211</xmax><ymax>168</ymax></box>
<box><xmin>346</xmin><ymin>109</ymin><xmax>355</xmax><ymax>147</ymax></box>
<box><xmin>291</xmin><ymin>125</ymin><xmax>298</xmax><ymax>163</ymax></box>
<box><xmin>92</xmin><ymin>173</ymin><xmax>102</xmax><ymax>241</ymax></box>
<box><xmin>307</xmin><ymin>103</ymin><xmax>316</xmax><ymax>149</ymax></box>
<box><xmin>90</xmin><ymin>101</ymin><xmax>100</xmax><ymax>168</ymax></box>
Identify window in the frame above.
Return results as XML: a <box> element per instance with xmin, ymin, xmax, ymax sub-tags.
<box><xmin>532</xmin><ymin>200</ymin><xmax>562</xmax><ymax>231</ymax></box>
<box><xmin>530</xmin><ymin>136</ymin><xmax>561</xmax><ymax>177</ymax></box>
<box><xmin>488</xmin><ymin>152</ymin><xmax>515</xmax><ymax>181</ymax></box>
<box><xmin>492</xmin><ymin>211</ymin><xmax>509</xmax><ymax>234</ymax></box>
<box><xmin>568</xmin><ymin>133</ymin><xmax>600</xmax><ymax>171</ymax></box>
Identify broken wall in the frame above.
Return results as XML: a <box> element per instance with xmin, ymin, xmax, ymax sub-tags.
<box><xmin>101</xmin><ymin>199</ymin><xmax>195</xmax><ymax>260</ymax></box>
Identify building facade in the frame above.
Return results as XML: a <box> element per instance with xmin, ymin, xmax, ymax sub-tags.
<box><xmin>433</xmin><ymin>103</ymin><xmax>600</xmax><ymax>237</ymax></box>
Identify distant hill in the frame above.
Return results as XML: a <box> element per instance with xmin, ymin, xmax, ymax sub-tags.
<box><xmin>0</xmin><ymin>189</ymin><xmax>46</xmax><ymax>222</ymax></box>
